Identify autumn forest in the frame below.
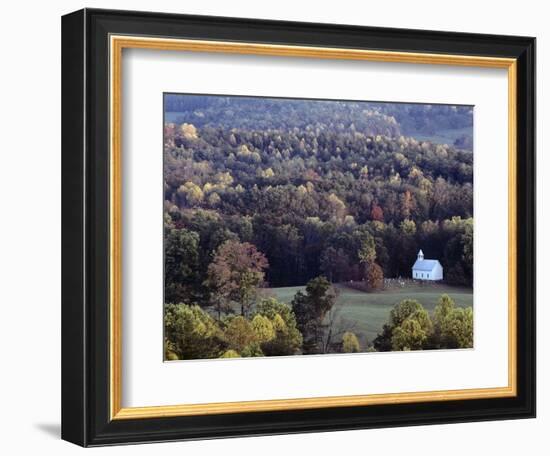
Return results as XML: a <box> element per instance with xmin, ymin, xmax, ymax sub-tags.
<box><xmin>163</xmin><ymin>94</ymin><xmax>474</xmax><ymax>360</ymax></box>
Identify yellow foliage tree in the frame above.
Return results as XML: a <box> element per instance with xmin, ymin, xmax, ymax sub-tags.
<box><xmin>180</xmin><ymin>123</ymin><xmax>198</xmax><ymax>139</ymax></box>
<box><xmin>342</xmin><ymin>332</ymin><xmax>360</xmax><ymax>353</ymax></box>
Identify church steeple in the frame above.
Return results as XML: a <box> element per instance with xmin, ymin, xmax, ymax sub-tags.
<box><xmin>417</xmin><ymin>249</ymin><xmax>424</xmax><ymax>261</ymax></box>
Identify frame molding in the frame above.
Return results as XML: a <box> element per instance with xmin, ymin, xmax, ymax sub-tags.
<box><xmin>62</xmin><ymin>8</ymin><xmax>535</xmax><ymax>447</ymax></box>
<box><xmin>109</xmin><ymin>35</ymin><xmax>517</xmax><ymax>421</ymax></box>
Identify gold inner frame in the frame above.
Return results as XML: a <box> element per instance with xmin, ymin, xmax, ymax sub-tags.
<box><xmin>109</xmin><ymin>35</ymin><xmax>518</xmax><ymax>420</ymax></box>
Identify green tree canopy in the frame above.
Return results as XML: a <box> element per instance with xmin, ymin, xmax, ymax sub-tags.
<box><xmin>221</xmin><ymin>349</ymin><xmax>241</xmax><ymax>358</ymax></box>
<box><xmin>374</xmin><ymin>299</ymin><xmax>432</xmax><ymax>352</ymax></box>
<box><xmin>164</xmin><ymin>228</ymin><xmax>200</xmax><ymax>304</ymax></box>
<box><xmin>292</xmin><ymin>276</ymin><xmax>337</xmax><ymax>354</ymax></box>
<box><xmin>391</xmin><ymin>318</ymin><xmax>428</xmax><ymax>350</ymax></box>
<box><xmin>164</xmin><ymin>304</ymin><xmax>224</xmax><ymax>360</ymax></box>
<box><xmin>223</xmin><ymin>315</ymin><xmax>258</xmax><ymax>353</ymax></box>
<box><xmin>342</xmin><ymin>331</ymin><xmax>360</xmax><ymax>353</ymax></box>
<box><xmin>432</xmin><ymin>294</ymin><xmax>473</xmax><ymax>348</ymax></box>
<box><xmin>253</xmin><ymin>298</ymin><xmax>303</xmax><ymax>356</ymax></box>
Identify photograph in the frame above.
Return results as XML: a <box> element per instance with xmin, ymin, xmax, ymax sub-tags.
<box><xmin>57</xmin><ymin>5</ymin><xmax>536</xmax><ymax>447</ymax></box>
<box><xmin>163</xmin><ymin>94</ymin><xmax>474</xmax><ymax>360</ymax></box>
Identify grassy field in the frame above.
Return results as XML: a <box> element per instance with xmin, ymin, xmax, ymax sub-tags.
<box><xmin>265</xmin><ymin>282</ymin><xmax>473</xmax><ymax>346</ymax></box>
<box><xmin>404</xmin><ymin>125</ymin><xmax>473</xmax><ymax>148</ymax></box>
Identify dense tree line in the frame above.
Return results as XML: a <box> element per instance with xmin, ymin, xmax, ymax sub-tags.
<box><xmin>373</xmin><ymin>294</ymin><xmax>473</xmax><ymax>351</ymax></box>
<box><xmin>165</xmin><ymin>279</ymin><xmax>473</xmax><ymax>360</ymax></box>
<box><xmin>165</xmin><ymin>95</ymin><xmax>473</xmax><ymax>149</ymax></box>
<box><xmin>164</xmin><ymin>105</ymin><xmax>473</xmax><ymax>290</ymax></box>
<box><xmin>165</xmin><ymin>95</ymin><xmax>401</xmax><ymax>136</ymax></box>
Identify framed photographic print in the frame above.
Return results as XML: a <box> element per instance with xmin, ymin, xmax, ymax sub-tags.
<box><xmin>61</xmin><ymin>8</ymin><xmax>536</xmax><ymax>447</ymax></box>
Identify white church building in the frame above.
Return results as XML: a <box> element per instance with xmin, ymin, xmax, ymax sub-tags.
<box><xmin>412</xmin><ymin>250</ymin><xmax>443</xmax><ymax>281</ymax></box>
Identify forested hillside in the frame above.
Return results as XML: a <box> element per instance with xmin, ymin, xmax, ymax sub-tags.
<box><xmin>164</xmin><ymin>95</ymin><xmax>472</xmax><ymax>291</ymax></box>
<box><xmin>163</xmin><ymin>95</ymin><xmax>474</xmax><ymax>358</ymax></box>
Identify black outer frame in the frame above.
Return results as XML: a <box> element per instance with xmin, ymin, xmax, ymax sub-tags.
<box><xmin>61</xmin><ymin>8</ymin><xmax>536</xmax><ymax>447</ymax></box>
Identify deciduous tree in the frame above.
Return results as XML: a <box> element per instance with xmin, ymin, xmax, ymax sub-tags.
<box><xmin>223</xmin><ymin>316</ymin><xmax>258</xmax><ymax>353</ymax></box>
<box><xmin>253</xmin><ymin>298</ymin><xmax>303</xmax><ymax>356</ymax></box>
<box><xmin>206</xmin><ymin>240</ymin><xmax>268</xmax><ymax>317</ymax></box>
<box><xmin>164</xmin><ymin>228</ymin><xmax>200</xmax><ymax>304</ymax></box>
<box><xmin>164</xmin><ymin>304</ymin><xmax>224</xmax><ymax>360</ymax></box>
<box><xmin>342</xmin><ymin>331</ymin><xmax>360</xmax><ymax>353</ymax></box>
<box><xmin>365</xmin><ymin>262</ymin><xmax>384</xmax><ymax>291</ymax></box>
<box><xmin>432</xmin><ymin>294</ymin><xmax>473</xmax><ymax>348</ymax></box>
<box><xmin>292</xmin><ymin>276</ymin><xmax>337</xmax><ymax>354</ymax></box>
<box><xmin>373</xmin><ymin>299</ymin><xmax>432</xmax><ymax>351</ymax></box>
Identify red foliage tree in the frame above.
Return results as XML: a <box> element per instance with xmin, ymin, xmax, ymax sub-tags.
<box><xmin>370</xmin><ymin>203</ymin><xmax>384</xmax><ymax>222</ymax></box>
<box><xmin>206</xmin><ymin>240</ymin><xmax>269</xmax><ymax>316</ymax></box>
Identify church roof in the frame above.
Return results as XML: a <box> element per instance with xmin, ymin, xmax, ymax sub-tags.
<box><xmin>412</xmin><ymin>259</ymin><xmax>440</xmax><ymax>272</ymax></box>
